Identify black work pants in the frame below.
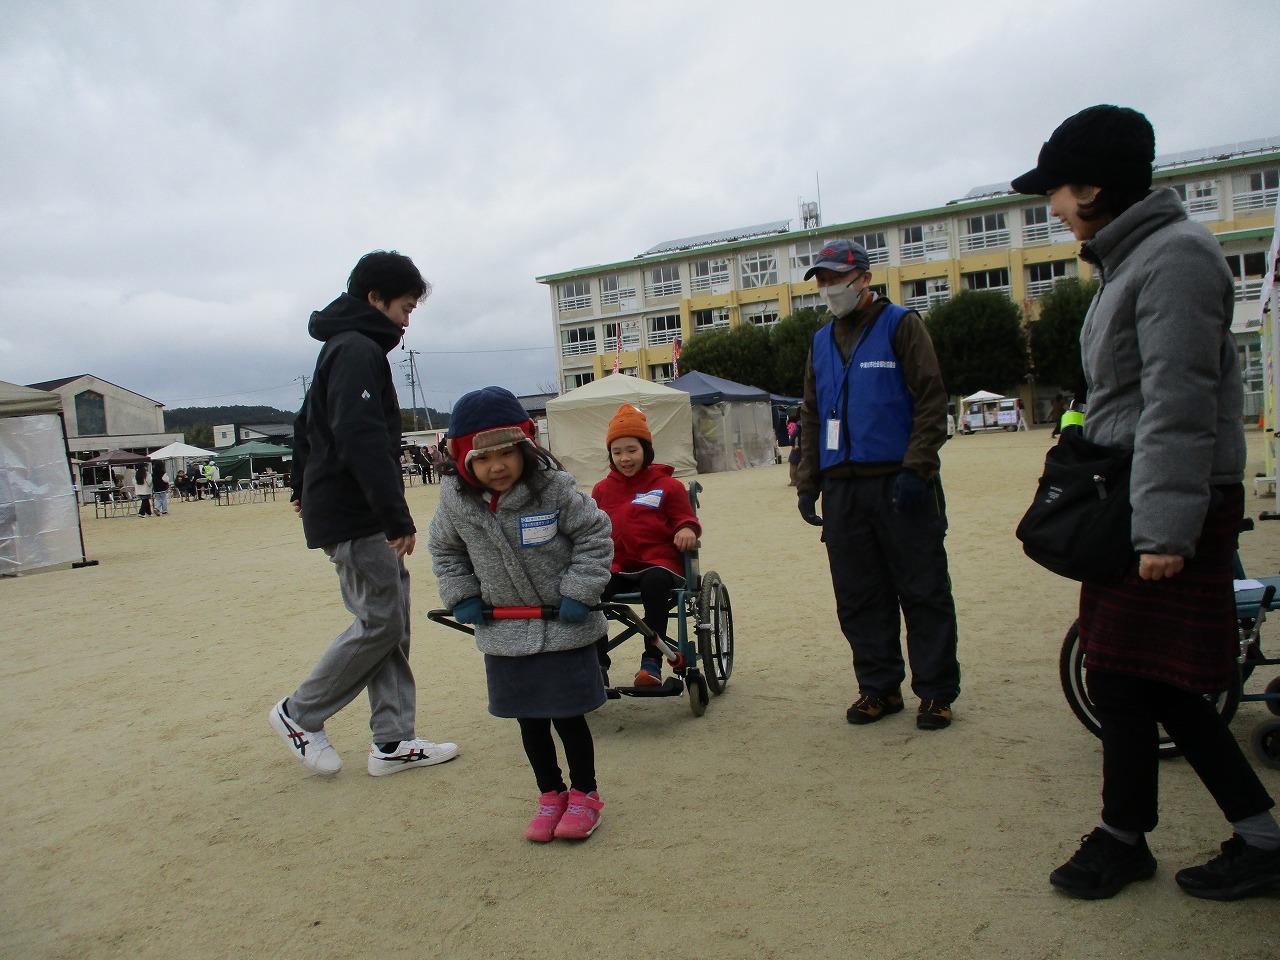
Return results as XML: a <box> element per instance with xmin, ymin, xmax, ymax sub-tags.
<box><xmin>821</xmin><ymin>473</ymin><xmax>960</xmax><ymax>701</ymax></box>
<box><xmin>1087</xmin><ymin>669</ymin><xmax>1274</xmax><ymax>833</ymax></box>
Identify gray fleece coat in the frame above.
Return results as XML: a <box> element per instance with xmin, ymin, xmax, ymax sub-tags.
<box><xmin>428</xmin><ymin>467</ymin><xmax>613</xmax><ymax>657</ymax></box>
<box><xmin>1079</xmin><ymin>187</ymin><xmax>1245</xmax><ymax>557</ymax></box>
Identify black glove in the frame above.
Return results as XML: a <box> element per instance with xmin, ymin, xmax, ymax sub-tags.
<box><xmin>797</xmin><ymin>493</ymin><xmax>822</xmax><ymax>526</ymax></box>
<box><xmin>891</xmin><ymin>470</ymin><xmax>928</xmax><ymax>513</ymax></box>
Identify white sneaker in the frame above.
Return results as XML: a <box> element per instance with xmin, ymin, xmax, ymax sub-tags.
<box><xmin>268</xmin><ymin>698</ymin><xmax>342</xmax><ymax>775</ymax></box>
<box><xmin>367</xmin><ymin>737</ymin><xmax>460</xmax><ymax>777</ymax></box>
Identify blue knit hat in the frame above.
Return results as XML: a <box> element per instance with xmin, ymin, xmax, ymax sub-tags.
<box><xmin>446</xmin><ymin>386</ymin><xmax>535</xmax><ymax>487</ymax></box>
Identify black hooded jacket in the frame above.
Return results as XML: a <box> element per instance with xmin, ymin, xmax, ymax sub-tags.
<box><xmin>292</xmin><ymin>293</ymin><xmax>414</xmax><ymax>549</ymax></box>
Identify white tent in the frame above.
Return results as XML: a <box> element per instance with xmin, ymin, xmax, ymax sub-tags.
<box><xmin>149</xmin><ymin>441</ymin><xmax>216</xmax><ymax>460</ymax></box>
<box><xmin>0</xmin><ymin>381</ymin><xmax>93</xmax><ymax>574</ymax></box>
<box><xmin>961</xmin><ymin>390</ymin><xmax>1005</xmax><ymax>403</ymax></box>
<box><xmin>545</xmin><ymin>374</ymin><xmax>696</xmax><ymax>486</ymax></box>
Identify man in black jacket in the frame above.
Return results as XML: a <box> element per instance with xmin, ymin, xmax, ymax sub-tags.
<box><xmin>268</xmin><ymin>251</ymin><xmax>459</xmax><ymax>778</ymax></box>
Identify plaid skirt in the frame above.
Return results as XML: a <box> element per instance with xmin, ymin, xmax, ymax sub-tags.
<box><xmin>1078</xmin><ymin>484</ymin><xmax>1242</xmax><ymax>694</ymax></box>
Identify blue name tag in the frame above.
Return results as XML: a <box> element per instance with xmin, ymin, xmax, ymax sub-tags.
<box><xmin>632</xmin><ymin>489</ymin><xmax>664</xmax><ymax>509</ymax></box>
<box><xmin>519</xmin><ymin>510</ymin><xmax>559</xmax><ymax>547</ymax></box>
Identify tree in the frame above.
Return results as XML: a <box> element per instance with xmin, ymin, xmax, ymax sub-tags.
<box><xmin>678</xmin><ymin>321</ymin><xmax>774</xmax><ymax>390</ymax></box>
<box><xmin>183</xmin><ymin>423</ymin><xmax>214</xmax><ymax>448</ymax></box>
<box><xmin>924</xmin><ymin>290</ymin><xmax>1029</xmax><ymax>397</ymax></box>
<box><xmin>769</xmin><ymin>308</ymin><xmax>826</xmax><ymax>397</ymax></box>
<box><xmin>1029</xmin><ymin>277</ymin><xmax>1098</xmax><ymax>397</ymax></box>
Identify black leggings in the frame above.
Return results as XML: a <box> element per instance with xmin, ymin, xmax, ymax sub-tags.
<box><xmin>604</xmin><ymin>568</ymin><xmax>681</xmax><ymax>659</ymax></box>
<box><xmin>517</xmin><ymin>715</ymin><xmax>596</xmax><ymax>795</ymax></box>
<box><xmin>1088</xmin><ymin>669</ymin><xmax>1274</xmax><ymax>832</ymax></box>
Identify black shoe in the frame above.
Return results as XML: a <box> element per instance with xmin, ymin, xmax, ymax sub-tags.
<box><xmin>1050</xmin><ymin>828</ymin><xmax>1157</xmax><ymax>899</ymax></box>
<box><xmin>1175</xmin><ymin>834</ymin><xmax>1280</xmax><ymax>901</ymax></box>
<box><xmin>846</xmin><ymin>690</ymin><xmax>904</xmax><ymax>725</ymax></box>
<box><xmin>916</xmin><ymin>699</ymin><xmax>952</xmax><ymax>730</ymax></box>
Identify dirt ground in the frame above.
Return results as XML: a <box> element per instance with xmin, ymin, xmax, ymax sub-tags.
<box><xmin>3</xmin><ymin>428</ymin><xmax>1279</xmax><ymax>959</ymax></box>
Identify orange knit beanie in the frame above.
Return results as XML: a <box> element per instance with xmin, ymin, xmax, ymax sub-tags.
<box><xmin>606</xmin><ymin>403</ymin><xmax>652</xmax><ymax>447</ymax></box>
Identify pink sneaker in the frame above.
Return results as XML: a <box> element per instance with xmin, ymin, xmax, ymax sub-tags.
<box><xmin>553</xmin><ymin>789</ymin><xmax>604</xmax><ymax>839</ymax></box>
<box><xmin>525</xmin><ymin>790</ymin><xmax>568</xmax><ymax>843</ymax></box>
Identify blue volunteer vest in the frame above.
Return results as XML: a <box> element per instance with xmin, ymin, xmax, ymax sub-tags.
<box><xmin>814</xmin><ymin>303</ymin><xmax>914</xmax><ymax>468</ymax></box>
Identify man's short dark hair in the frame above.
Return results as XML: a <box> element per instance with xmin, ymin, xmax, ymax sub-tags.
<box><xmin>347</xmin><ymin>250</ymin><xmax>432</xmax><ymax>304</ymax></box>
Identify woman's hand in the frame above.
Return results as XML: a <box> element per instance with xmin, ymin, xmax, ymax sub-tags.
<box><xmin>674</xmin><ymin>528</ymin><xmax>698</xmax><ymax>552</ymax></box>
<box><xmin>1139</xmin><ymin>553</ymin><xmax>1185</xmax><ymax>580</ymax></box>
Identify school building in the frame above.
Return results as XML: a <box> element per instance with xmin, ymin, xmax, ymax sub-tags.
<box><xmin>536</xmin><ymin>136</ymin><xmax>1279</xmax><ymax>418</ymax></box>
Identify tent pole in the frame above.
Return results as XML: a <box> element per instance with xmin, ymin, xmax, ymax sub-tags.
<box><xmin>59</xmin><ymin>412</ymin><xmax>98</xmax><ymax>569</ymax></box>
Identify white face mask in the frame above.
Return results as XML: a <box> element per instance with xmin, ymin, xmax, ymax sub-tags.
<box><xmin>820</xmin><ymin>275</ymin><xmax>862</xmax><ymax>317</ymax></box>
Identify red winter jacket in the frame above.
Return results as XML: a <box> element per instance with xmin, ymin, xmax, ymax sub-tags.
<box><xmin>591</xmin><ymin>463</ymin><xmax>701</xmax><ymax>576</ymax></box>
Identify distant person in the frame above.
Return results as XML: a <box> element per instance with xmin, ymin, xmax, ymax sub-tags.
<box><xmin>1049</xmin><ymin>395</ymin><xmax>1065</xmax><ymax>438</ymax></box>
<box><xmin>787</xmin><ymin>412</ymin><xmax>801</xmax><ymax>487</ymax></box>
<box><xmin>135</xmin><ymin>464</ymin><xmax>153</xmax><ymax>517</ymax></box>
<box><xmin>592</xmin><ymin>403</ymin><xmax>700</xmax><ymax>687</ymax></box>
<box><xmin>795</xmin><ymin>239</ymin><xmax>960</xmax><ymax>731</ymax></box>
<box><xmin>429</xmin><ymin>387</ymin><xmax>613</xmax><ymax>841</ymax></box>
<box><xmin>269</xmin><ymin>250</ymin><xmax>458</xmax><ymax>779</ymax></box>
<box><xmin>1013</xmin><ymin>104</ymin><xmax>1280</xmax><ymax>901</ymax></box>
<box><xmin>152</xmin><ymin>465</ymin><xmax>170</xmax><ymax>515</ymax></box>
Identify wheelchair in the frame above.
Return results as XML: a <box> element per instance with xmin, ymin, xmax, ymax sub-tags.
<box><xmin>1058</xmin><ymin>519</ymin><xmax>1280</xmax><ymax>767</ymax></box>
<box><xmin>427</xmin><ymin>481</ymin><xmax>735</xmax><ymax>718</ymax></box>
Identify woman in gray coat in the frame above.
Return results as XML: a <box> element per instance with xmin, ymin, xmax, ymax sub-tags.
<box><xmin>1013</xmin><ymin>105</ymin><xmax>1279</xmax><ymax>901</ymax></box>
<box><xmin>429</xmin><ymin>387</ymin><xmax>613</xmax><ymax>843</ymax></box>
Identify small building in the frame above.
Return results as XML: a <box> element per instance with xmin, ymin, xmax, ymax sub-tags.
<box><xmin>212</xmin><ymin>422</ymin><xmax>294</xmax><ymax>449</ymax></box>
<box><xmin>25</xmin><ymin>374</ymin><xmax>181</xmax><ymax>457</ymax></box>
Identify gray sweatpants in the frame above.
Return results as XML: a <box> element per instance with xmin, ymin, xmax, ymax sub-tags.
<box><xmin>288</xmin><ymin>533</ymin><xmax>416</xmax><ymax>743</ymax></box>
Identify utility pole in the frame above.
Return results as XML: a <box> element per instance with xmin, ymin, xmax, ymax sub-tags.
<box><xmin>406</xmin><ymin>349</ymin><xmax>432</xmax><ymax>429</ymax></box>
<box><xmin>403</xmin><ymin>350</ymin><xmax>422</xmax><ymax>431</ymax></box>
<box><xmin>295</xmin><ymin>375</ymin><xmax>309</xmax><ymax>408</ymax></box>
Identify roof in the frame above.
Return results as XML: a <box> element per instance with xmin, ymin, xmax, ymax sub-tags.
<box><xmin>641</xmin><ymin>220</ymin><xmax>792</xmax><ymax>257</ymax></box>
<box><xmin>516</xmin><ymin>393</ymin><xmax>557</xmax><ymax>416</ymax></box>
<box><xmin>668</xmin><ymin>371</ymin><xmax>770</xmax><ymax>405</ymax></box>
<box><xmin>26</xmin><ymin>374</ymin><xmax>165</xmax><ymax>406</ymax></box>
<box><xmin>239</xmin><ymin>422</ymin><xmax>293</xmax><ymax>434</ymax></box>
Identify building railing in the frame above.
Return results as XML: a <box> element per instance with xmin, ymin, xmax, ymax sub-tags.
<box><xmin>958</xmin><ymin>230</ymin><xmax>1011</xmax><ymax>252</ymax></box>
<box><xmin>1236</xmin><ymin>278</ymin><xmax>1264</xmax><ymax>302</ymax></box>
<box><xmin>1025</xmin><ymin>278</ymin><xmax>1058</xmax><ymax>299</ymax></box>
<box><xmin>1184</xmin><ymin>196</ymin><xmax>1219</xmax><ymax>219</ymax></box>
<box><xmin>864</xmin><ymin>247</ymin><xmax>890</xmax><ymax>265</ymax></box>
<box><xmin>1022</xmin><ymin>222</ymin><xmax>1074</xmax><ymax>245</ymax></box>
<box><xmin>644</xmin><ymin>280</ymin><xmax>682</xmax><ymax>299</ymax></box>
<box><xmin>1232</xmin><ymin>188</ymin><xmax>1279</xmax><ymax>214</ymax></box>
<box><xmin>648</xmin><ymin>328</ymin><xmax>680</xmax><ymax>346</ymax></box>
<box><xmin>690</xmin><ymin>274</ymin><xmax>730</xmax><ymax>293</ymax></box>
<box><xmin>900</xmin><ymin>237</ymin><xmax>950</xmax><ymax>263</ymax></box>
<box><xmin>561</xmin><ymin>339</ymin><xmax>597</xmax><ymax>358</ymax></box>
<box><xmin>599</xmin><ymin>287</ymin><xmax>636</xmax><ymax>306</ymax></box>
<box><xmin>557</xmin><ymin>294</ymin><xmax>591</xmax><ymax>311</ymax></box>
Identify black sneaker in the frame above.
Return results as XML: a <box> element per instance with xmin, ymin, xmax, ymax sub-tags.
<box><xmin>916</xmin><ymin>699</ymin><xmax>952</xmax><ymax>730</ymax></box>
<box><xmin>1050</xmin><ymin>828</ymin><xmax>1157</xmax><ymax>899</ymax></box>
<box><xmin>1175</xmin><ymin>834</ymin><xmax>1280</xmax><ymax>901</ymax></box>
<box><xmin>846</xmin><ymin>690</ymin><xmax>904</xmax><ymax>725</ymax></box>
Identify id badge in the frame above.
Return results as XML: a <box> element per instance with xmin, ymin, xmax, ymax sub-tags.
<box><xmin>825</xmin><ymin>419</ymin><xmax>841</xmax><ymax>451</ymax></box>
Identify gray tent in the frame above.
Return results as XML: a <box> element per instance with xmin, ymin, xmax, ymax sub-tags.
<box><xmin>0</xmin><ymin>381</ymin><xmax>92</xmax><ymax>573</ymax></box>
<box><xmin>668</xmin><ymin>371</ymin><xmax>777</xmax><ymax>473</ymax></box>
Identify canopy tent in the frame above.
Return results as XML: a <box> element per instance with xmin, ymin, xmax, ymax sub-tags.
<box><xmin>961</xmin><ymin>390</ymin><xmax>1005</xmax><ymax>403</ymax></box>
<box><xmin>149</xmin><ymin>441</ymin><xmax>216</xmax><ymax>460</ymax></box>
<box><xmin>78</xmin><ymin>449</ymin><xmax>150</xmax><ymax>467</ymax></box>
<box><xmin>76</xmin><ymin>449</ymin><xmax>151</xmax><ymax>494</ymax></box>
<box><xmin>0</xmin><ymin>380</ymin><xmax>92</xmax><ymax>574</ymax></box>
<box><xmin>546</xmin><ymin>374</ymin><xmax>695</xmax><ymax>485</ymax></box>
<box><xmin>212</xmin><ymin>440</ymin><xmax>292</xmax><ymax>481</ymax></box>
<box><xmin>668</xmin><ymin>371</ymin><xmax>777</xmax><ymax>473</ymax></box>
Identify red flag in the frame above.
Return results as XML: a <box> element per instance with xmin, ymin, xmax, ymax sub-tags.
<box><xmin>672</xmin><ymin>336</ymin><xmax>682</xmax><ymax>378</ymax></box>
<box><xmin>613</xmin><ymin>324</ymin><xmax>622</xmax><ymax>373</ymax></box>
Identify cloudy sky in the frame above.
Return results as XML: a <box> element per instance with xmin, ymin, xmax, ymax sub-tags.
<box><xmin>3</xmin><ymin>0</ymin><xmax>1278</xmax><ymax>416</ymax></box>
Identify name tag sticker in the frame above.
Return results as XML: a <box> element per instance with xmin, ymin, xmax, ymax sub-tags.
<box><xmin>632</xmin><ymin>489</ymin><xmax>665</xmax><ymax>509</ymax></box>
<box><xmin>825</xmin><ymin>419</ymin><xmax>841</xmax><ymax>451</ymax></box>
<box><xmin>519</xmin><ymin>510</ymin><xmax>559</xmax><ymax>547</ymax></box>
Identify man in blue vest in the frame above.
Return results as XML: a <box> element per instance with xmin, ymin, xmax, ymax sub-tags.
<box><xmin>795</xmin><ymin>239</ymin><xmax>960</xmax><ymax>730</ymax></box>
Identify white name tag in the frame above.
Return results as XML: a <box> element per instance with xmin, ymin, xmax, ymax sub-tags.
<box><xmin>519</xmin><ymin>511</ymin><xmax>559</xmax><ymax>547</ymax></box>
<box><xmin>825</xmin><ymin>419</ymin><xmax>841</xmax><ymax>451</ymax></box>
<box><xmin>632</xmin><ymin>489</ymin><xmax>665</xmax><ymax>509</ymax></box>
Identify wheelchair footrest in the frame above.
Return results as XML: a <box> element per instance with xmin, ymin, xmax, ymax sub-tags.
<box><xmin>612</xmin><ymin>677</ymin><xmax>686</xmax><ymax>698</ymax></box>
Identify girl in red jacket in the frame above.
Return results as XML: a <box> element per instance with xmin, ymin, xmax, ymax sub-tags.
<box><xmin>591</xmin><ymin>404</ymin><xmax>701</xmax><ymax>686</ymax></box>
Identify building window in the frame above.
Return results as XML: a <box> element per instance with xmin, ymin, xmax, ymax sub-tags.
<box><xmin>1226</xmin><ymin>251</ymin><xmax>1268</xmax><ymax>302</ymax></box>
<box><xmin>647</xmin><ymin>313</ymin><xmax>682</xmax><ymax>346</ymax></box>
<box><xmin>790</xmin><ymin>293</ymin><xmax>827</xmax><ymax>314</ymax></box>
<box><xmin>1025</xmin><ymin>260</ymin><xmax>1075</xmax><ymax>299</ymax></box>
<box><xmin>869</xmin><ymin>283</ymin><xmax>888</xmax><ymax>299</ymax></box>
<box><xmin>1232</xmin><ymin>168</ymin><xmax>1279</xmax><ymax>214</ymax></box>
<box><xmin>742</xmin><ymin>301</ymin><xmax>780</xmax><ymax>328</ymax></box>
<box><xmin>690</xmin><ymin>258</ymin><xmax>731</xmax><ymax>293</ymax></box>
<box><xmin>959</xmin><ymin>212</ymin><xmax>1010</xmax><ymax>252</ymax></box>
<box><xmin>850</xmin><ymin>231</ymin><xmax>890</xmax><ymax>265</ymax></box>
<box><xmin>74</xmin><ymin>390</ymin><xmax>106</xmax><ymax>435</ymax></box>
<box><xmin>903</xmin><ymin>278</ymin><xmax>950</xmax><ymax>312</ymax></box>
<box><xmin>561</xmin><ymin>325</ymin><xmax>597</xmax><ymax>358</ymax></box>
<box><xmin>599</xmin><ymin>273</ymin><xmax>636</xmax><ymax>306</ymax></box>
<box><xmin>1022</xmin><ymin>205</ymin><xmax>1073</xmax><ymax>245</ymax></box>
<box><xmin>557</xmin><ymin>280</ymin><xmax>591</xmax><ymax>312</ymax></box>
<box><xmin>900</xmin><ymin>223</ymin><xmax>949</xmax><ymax>262</ymax></box>
<box><xmin>962</xmin><ymin>268</ymin><xmax>1011</xmax><ymax>296</ymax></box>
<box><xmin>644</xmin><ymin>264</ymin><xmax>681</xmax><ymax>299</ymax></box>
<box><xmin>603</xmin><ymin>320</ymin><xmax>641</xmax><ymax>351</ymax></box>
<box><xmin>692</xmin><ymin>307</ymin><xmax>730</xmax><ymax>331</ymax></box>
<box><xmin>650</xmin><ymin>363</ymin><xmax>674</xmax><ymax>382</ymax></box>
<box><xmin>1171</xmin><ymin>180</ymin><xmax>1220</xmax><ymax>220</ymax></box>
<box><xmin>565</xmin><ymin>372</ymin><xmax>595</xmax><ymax>390</ymax></box>
<box><xmin>789</xmin><ymin>240</ymin><xmax>825</xmax><ymax>273</ymax></box>
<box><xmin>739</xmin><ymin>250</ymin><xmax>779</xmax><ymax>288</ymax></box>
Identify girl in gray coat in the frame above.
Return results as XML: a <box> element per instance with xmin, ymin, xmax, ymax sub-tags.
<box><xmin>429</xmin><ymin>387</ymin><xmax>613</xmax><ymax>842</ymax></box>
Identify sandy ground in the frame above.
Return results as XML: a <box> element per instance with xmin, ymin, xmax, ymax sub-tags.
<box><xmin>3</xmin><ymin>428</ymin><xmax>1280</xmax><ymax>960</ymax></box>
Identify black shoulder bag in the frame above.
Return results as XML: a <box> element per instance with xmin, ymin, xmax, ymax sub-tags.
<box><xmin>1015</xmin><ymin>425</ymin><xmax>1134</xmax><ymax>585</ymax></box>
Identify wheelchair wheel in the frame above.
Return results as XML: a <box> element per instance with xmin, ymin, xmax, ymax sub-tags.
<box><xmin>1266</xmin><ymin>677</ymin><xmax>1280</xmax><ymax>718</ymax></box>
<box><xmin>1250</xmin><ymin>719</ymin><xmax>1280</xmax><ymax>770</ymax></box>
<box><xmin>687</xmin><ymin>670</ymin><xmax>709</xmax><ymax>717</ymax></box>
<box><xmin>1059</xmin><ymin>620</ymin><xmax>1240</xmax><ymax>760</ymax></box>
<box><xmin>696</xmin><ymin>571</ymin><xmax>734</xmax><ymax>695</ymax></box>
